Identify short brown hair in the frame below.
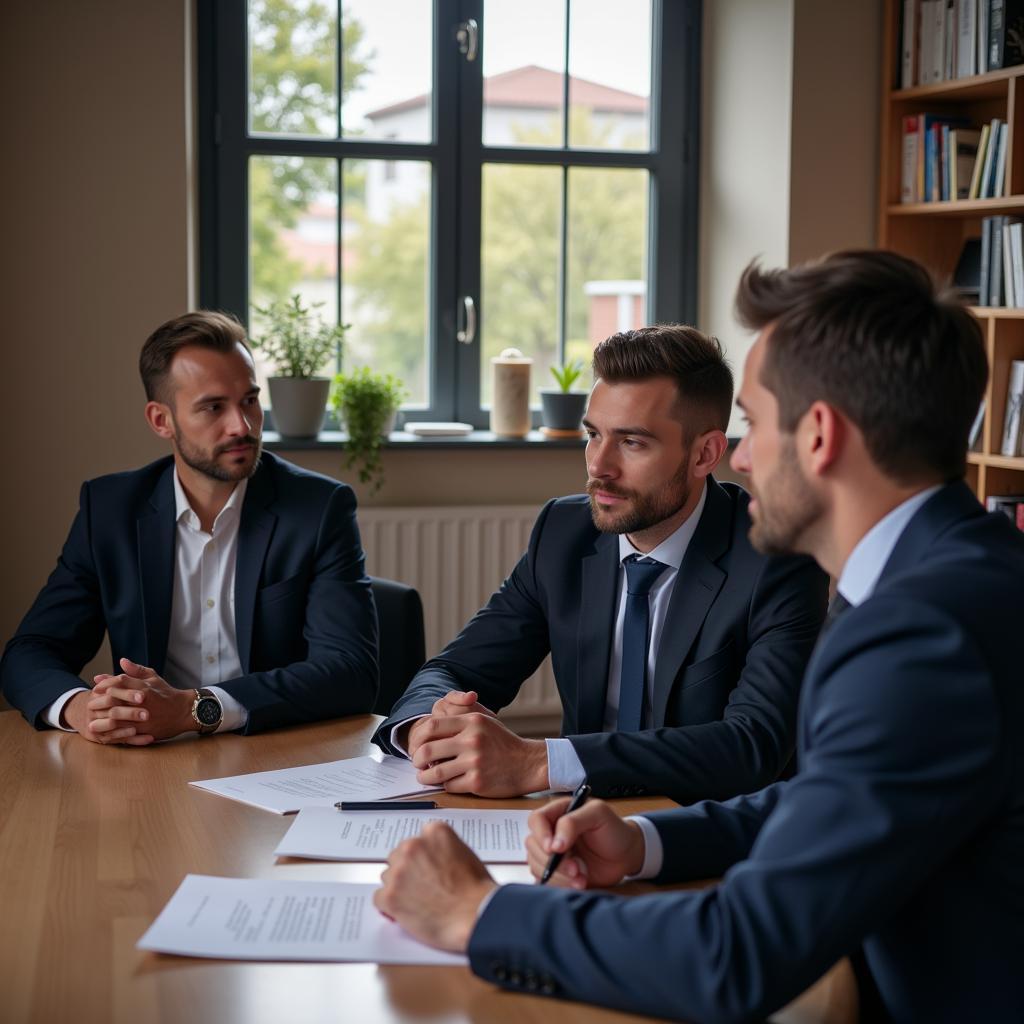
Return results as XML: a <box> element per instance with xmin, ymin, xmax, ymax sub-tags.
<box><xmin>139</xmin><ymin>310</ymin><xmax>250</xmax><ymax>403</ymax></box>
<box><xmin>592</xmin><ymin>324</ymin><xmax>734</xmax><ymax>438</ymax></box>
<box><xmin>735</xmin><ymin>250</ymin><xmax>987</xmax><ymax>484</ymax></box>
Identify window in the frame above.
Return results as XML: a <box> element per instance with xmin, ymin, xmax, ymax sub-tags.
<box><xmin>200</xmin><ymin>0</ymin><xmax>700</xmax><ymax>428</ymax></box>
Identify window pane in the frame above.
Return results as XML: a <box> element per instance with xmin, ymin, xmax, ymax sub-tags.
<box><xmin>566</xmin><ymin>167</ymin><xmax>648</xmax><ymax>371</ymax></box>
<box><xmin>480</xmin><ymin>164</ymin><xmax>562</xmax><ymax>405</ymax></box>
<box><xmin>483</xmin><ymin>0</ymin><xmax>567</xmax><ymax>148</ymax></box>
<box><xmin>342</xmin><ymin>0</ymin><xmax>433</xmax><ymax>142</ymax></box>
<box><xmin>344</xmin><ymin>159</ymin><xmax>431</xmax><ymax>406</ymax></box>
<box><xmin>248</xmin><ymin>0</ymin><xmax>338</xmax><ymax>138</ymax></box>
<box><xmin>249</xmin><ymin>155</ymin><xmax>339</xmax><ymax>393</ymax></box>
<box><xmin>568</xmin><ymin>0</ymin><xmax>651</xmax><ymax>151</ymax></box>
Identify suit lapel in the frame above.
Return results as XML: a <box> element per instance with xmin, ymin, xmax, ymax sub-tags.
<box><xmin>234</xmin><ymin>459</ymin><xmax>277</xmax><ymax>673</ymax></box>
<box><xmin>575</xmin><ymin>531</ymin><xmax>620</xmax><ymax>733</ymax></box>
<box><xmin>137</xmin><ymin>463</ymin><xmax>176</xmax><ymax>673</ymax></box>
<box><xmin>651</xmin><ymin>478</ymin><xmax>730</xmax><ymax>726</ymax></box>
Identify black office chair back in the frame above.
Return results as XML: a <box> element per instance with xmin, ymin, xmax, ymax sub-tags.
<box><xmin>368</xmin><ymin>576</ymin><xmax>426</xmax><ymax>715</ymax></box>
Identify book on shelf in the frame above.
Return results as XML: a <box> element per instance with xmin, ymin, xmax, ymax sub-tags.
<box><xmin>979</xmin><ymin>118</ymin><xmax>1003</xmax><ymax>198</ymax></box>
<box><xmin>1003</xmin><ymin>219</ymin><xmax>1016</xmax><ymax>305</ymax></box>
<box><xmin>950</xmin><ymin>127</ymin><xmax>982</xmax><ymax>198</ymax></box>
<box><xmin>988</xmin><ymin>0</ymin><xmax>1024</xmax><ymax>69</ymax></box>
<box><xmin>945</xmin><ymin>0</ymin><xmax>957</xmax><ymax>79</ymax></box>
<box><xmin>979</xmin><ymin>0</ymin><xmax>992</xmax><ymax>73</ymax></box>
<box><xmin>968</xmin><ymin>121</ymin><xmax>992</xmax><ymax>198</ymax></box>
<box><xmin>985</xmin><ymin>495</ymin><xmax>1024</xmax><ymax>531</ymax></box>
<box><xmin>969</xmin><ymin>400</ymin><xmax>987</xmax><ymax>450</ymax></box>
<box><xmin>959</xmin><ymin>0</ymin><xmax>980</xmax><ymax>77</ymax></box>
<box><xmin>992</xmin><ymin>121</ymin><xmax>1009</xmax><ymax>197</ymax></box>
<box><xmin>1001</xmin><ymin>359</ymin><xmax>1024</xmax><ymax>455</ymax></box>
<box><xmin>1010</xmin><ymin>221</ymin><xmax>1024</xmax><ymax>302</ymax></box>
<box><xmin>990</xmin><ymin>214</ymin><xmax>1007</xmax><ymax>305</ymax></box>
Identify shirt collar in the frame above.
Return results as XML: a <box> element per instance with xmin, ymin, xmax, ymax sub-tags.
<box><xmin>617</xmin><ymin>480</ymin><xmax>708</xmax><ymax>570</ymax></box>
<box><xmin>836</xmin><ymin>484</ymin><xmax>942</xmax><ymax>606</ymax></box>
<box><xmin>173</xmin><ymin>471</ymin><xmax>247</xmax><ymax>532</ymax></box>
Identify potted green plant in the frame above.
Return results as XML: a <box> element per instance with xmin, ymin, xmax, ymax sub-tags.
<box><xmin>331</xmin><ymin>367</ymin><xmax>407</xmax><ymax>493</ymax></box>
<box><xmin>540</xmin><ymin>358</ymin><xmax>588</xmax><ymax>433</ymax></box>
<box><xmin>251</xmin><ymin>294</ymin><xmax>349</xmax><ymax>439</ymax></box>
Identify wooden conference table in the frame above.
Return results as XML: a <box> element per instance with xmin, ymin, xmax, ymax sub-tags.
<box><xmin>0</xmin><ymin>711</ymin><xmax>856</xmax><ymax>1024</ymax></box>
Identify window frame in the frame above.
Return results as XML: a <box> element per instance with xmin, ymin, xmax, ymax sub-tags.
<box><xmin>198</xmin><ymin>0</ymin><xmax>701</xmax><ymax>430</ymax></box>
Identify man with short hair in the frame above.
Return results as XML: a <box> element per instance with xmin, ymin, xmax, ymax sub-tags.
<box><xmin>374</xmin><ymin>251</ymin><xmax>1024</xmax><ymax>1022</ymax></box>
<box><xmin>1</xmin><ymin>311</ymin><xmax>377</xmax><ymax>742</ymax></box>
<box><xmin>374</xmin><ymin>324</ymin><xmax>828</xmax><ymax>800</ymax></box>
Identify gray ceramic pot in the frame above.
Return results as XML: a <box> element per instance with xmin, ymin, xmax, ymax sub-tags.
<box><xmin>539</xmin><ymin>390</ymin><xmax>587</xmax><ymax>431</ymax></box>
<box><xmin>268</xmin><ymin>377</ymin><xmax>330</xmax><ymax>438</ymax></box>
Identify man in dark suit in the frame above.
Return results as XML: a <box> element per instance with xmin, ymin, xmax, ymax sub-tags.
<box><xmin>374</xmin><ymin>251</ymin><xmax>1024</xmax><ymax>1022</ymax></box>
<box><xmin>375</xmin><ymin>326</ymin><xmax>828</xmax><ymax>799</ymax></box>
<box><xmin>1</xmin><ymin>311</ymin><xmax>377</xmax><ymax>742</ymax></box>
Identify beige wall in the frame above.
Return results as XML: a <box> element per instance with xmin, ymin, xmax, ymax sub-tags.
<box><xmin>1</xmin><ymin>0</ymin><xmax>877</xmax><ymax>652</ymax></box>
<box><xmin>701</xmin><ymin>0</ymin><xmax>882</xmax><ymax>434</ymax></box>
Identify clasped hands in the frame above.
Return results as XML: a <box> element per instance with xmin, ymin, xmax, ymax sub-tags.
<box><xmin>403</xmin><ymin>689</ymin><xmax>550</xmax><ymax>797</ymax></box>
<box><xmin>374</xmin><ymin>795</ymin><xmax>647</xmax><ymax>952</ymax></box>
<box><xmin>62</xmin><ymin>658</ymin><xmax>195</xmax><ymax>745</ymax></box>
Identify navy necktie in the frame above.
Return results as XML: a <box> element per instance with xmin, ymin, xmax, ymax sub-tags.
<box><xmin>823</xmin><ymin>591</ymin><xmax>851</xmax><ymax>634</ymax></box>
<box><xmin>617</xmin><ymin>556</ymin><xmax>667</xmax><ymax>732</ymax></box>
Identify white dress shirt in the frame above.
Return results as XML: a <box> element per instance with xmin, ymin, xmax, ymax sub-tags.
<box><xmin>630</xmin><ymin>483</ymin><xmax>944</xmax><ymax>880</ymax></box>
<box><xmin>44</xmin><ymin>472</ymin><xmax>248</xmax><ymax>734</ymax></box>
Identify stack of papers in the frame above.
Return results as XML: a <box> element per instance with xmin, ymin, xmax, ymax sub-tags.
<box><xmin>275</xmin><ymin>807</ymin><xmax>531</xmax><ymax>863</ymax></box>
<box><xmin>189</xmin><ymin>754</ymin><xmax>439</xmax><ymax>815</ymax></box>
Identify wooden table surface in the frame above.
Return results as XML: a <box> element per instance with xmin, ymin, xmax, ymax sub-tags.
<box><xmin>0</xmin><ymin>710</ymin><xmax>855</xmax><ymax>1024</ymax></box>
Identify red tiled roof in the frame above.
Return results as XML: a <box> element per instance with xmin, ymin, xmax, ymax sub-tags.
<box><xmin>366</xmin><ymin>64</ymin><xmax>646</xmax><ymax>119</ymax></box>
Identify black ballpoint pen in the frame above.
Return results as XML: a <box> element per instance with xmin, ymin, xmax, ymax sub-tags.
<box><xmin>540</xmin><ymin>781</ymin><xmax>591</xmax><ymax>884</ymax></box>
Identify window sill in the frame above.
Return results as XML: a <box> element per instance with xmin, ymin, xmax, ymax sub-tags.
<box><xmin>263</xmin><ymin>429</ymin><xmax>587</xmax><ymax>451</ymax></box>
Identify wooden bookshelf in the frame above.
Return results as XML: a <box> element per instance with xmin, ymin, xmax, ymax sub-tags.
<box><xmin>879</xmin><ymin>0</ymin><xmax>1024</xmax><ymax>505</ymax></box>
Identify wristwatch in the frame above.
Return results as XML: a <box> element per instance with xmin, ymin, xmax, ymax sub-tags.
<box><xmin>191</xmin><ymin>688</ymin><xmax>223</xmax><ymax>735</ymax></box>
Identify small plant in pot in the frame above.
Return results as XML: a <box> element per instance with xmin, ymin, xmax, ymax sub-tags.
<box><xmin>251</xmin><ymin>294</ymin><xmax>349</xmax><ymax>439</ymax></box>
<box><xmin>331</xmin><ymin>367</ymin><xmax>407</xmax><ymax>493</ymax></box>
<box><xmin>540</xmin><ymin>359</ymin><xmax>588</xmax><ymax>434</ymax></box>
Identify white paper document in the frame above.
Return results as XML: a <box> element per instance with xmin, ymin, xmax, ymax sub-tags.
<box><xmin>189</xmin><ymin>755</ymin><xmax>440</xmax><ymax>814</ymax></box>
<box><xmin>275</xmin><ymin>807</ymin><xmax>531</xmax><ymax>863</ymax></box>
<box><xmin>137</xmin><ymin>874</ymin><xmax>465</xmax><ymax>965</ymax></box>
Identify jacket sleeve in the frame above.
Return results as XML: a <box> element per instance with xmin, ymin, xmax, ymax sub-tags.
<box><xmin>372</xmin><ymin>500</ymin><xmax>556</xmax><ymax>755</ymax></box>
<box><xmin>469</xmin><ymin>598</ymin><xmax>1002</xmax><ymax>1022</ymax></box>
<box><xmin>0</xmin><ymin>482</ymin><xmax>107</xmax><ymax>727</ymax></box>
<box><xmin>218</xmin><ymin>484</ymin><xmax>379</xmax><ymax>732</ymax></box>
<box><xmin>567</xmin><ymin>552</ymin><xmax>828</xmax><ymax>800</ymax></box>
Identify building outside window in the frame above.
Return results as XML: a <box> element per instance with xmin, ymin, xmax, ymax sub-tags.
<box><xmin>200</xmin><ymin>0</ymin><xmax>700</xmax><ymax>427</ymax></box>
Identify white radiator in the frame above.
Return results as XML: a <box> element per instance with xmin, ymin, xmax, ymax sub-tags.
<box><xmin>358</xmin><ymin>505</ymin><xmax>562</xmax><ymax>734</ymax></box>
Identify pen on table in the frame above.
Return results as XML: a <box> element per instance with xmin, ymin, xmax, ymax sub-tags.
<box><xmin>540</xmin><ymin>781</ymin><xmax>591</xmax><ymax>885</ymax></box>
<box><xmin>334</xmin><ymin>800</ymin><xmax>439</xmax><ymax>811</ymax></box>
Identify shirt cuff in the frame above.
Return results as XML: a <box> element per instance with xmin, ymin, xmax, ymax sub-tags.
<box><xmin>43</xmin><ymin>687</ymin><xmax>89</xmax><ymax>730</ymax></box>
<box><xmin>623</xmin><ymin>815</ymin><xmax>663</xmax><ymax>880</ymax></box>
<box><xmin>544</xmin><ymin>738</ymin><xmax>585</xmax><ymax>792</ymax></box>
<box><xmin>475</xmin><ymin>884</ymin><xmax>502</xmax><ymax>922</ymax></box>
<box><xmin>207</xmin><ymin>686</ymin><xmax>246</xmax><ymax>733</ymax></box>
<box><xmin>388</xmin><ymin>715</ymin><xmax>430</xmax><ymax>758</ymax></box>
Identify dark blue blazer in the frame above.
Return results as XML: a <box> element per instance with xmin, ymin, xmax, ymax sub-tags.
<box><xmin>375</xmin><ymin>478</ymin><xmax>828</xmax><ymax>800</ymax></box>
<box><xmin>1</xmin><ymin>452</ymin><xmax>378</xmax><ymax>732</ymax></box>
<box><xmin>468</xmin><ymin>482</ymin><xmax>1024</xmax><ymax>1022</ymax></box>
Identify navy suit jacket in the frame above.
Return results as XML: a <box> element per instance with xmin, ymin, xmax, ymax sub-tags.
<box><xmin>469</xmin><ymin>482</ymin><xmax>1024</xmax><ymax>1022</ymax></box>
<box><xmin>375</xmin><ymin>478</ymin><xmax>828</xmax><ymax>800</ymax></box>
<box><xmin>1</xmin><ymin>452</ymin><xmax>378</xmax><ymax>732</ymax></box>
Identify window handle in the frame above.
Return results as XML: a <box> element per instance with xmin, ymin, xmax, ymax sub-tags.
<box><xmin>457</xmin><ymin>295</ymin><xmax>477</xmax><ymax>344</ymax></box>
<box><xmin>456</xmin><ymin>18</ymin><xmax>478</xmax><ymax>62</ymax></box>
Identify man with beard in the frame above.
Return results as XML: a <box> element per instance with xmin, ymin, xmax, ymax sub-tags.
<box><xmin>1</xmin><ymin>311</ymin><xmax>377</xmax><ymax>742</ymax></box>
<box><xmin>374</xmin><ymin>325</ymin><xmax>828</xmax><ymax>799</ymax></box>
<box><xmin>374</xmin><ymin>251</ymin><xmax>1024</xmax><ymax>1022</ymax></box>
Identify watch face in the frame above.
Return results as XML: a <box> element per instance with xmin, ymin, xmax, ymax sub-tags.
<box><xmin>195</xmin><ymin>697</ymin><xmax>221</xmax><ymax>727</ymax></box>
